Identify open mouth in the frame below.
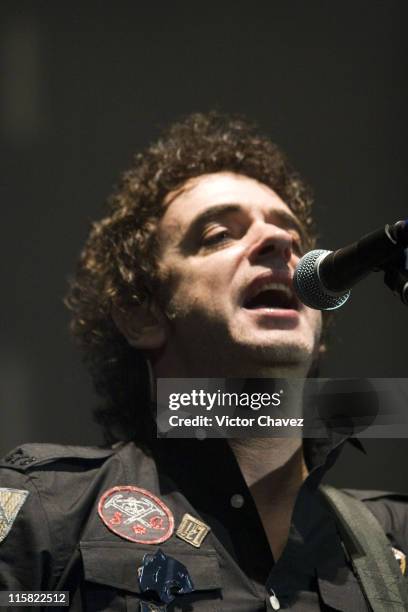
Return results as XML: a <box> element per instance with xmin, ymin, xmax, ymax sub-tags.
<box><xmin>243</xmin><ymin>282</ymin><xmax>298</xmax><ymax>311</ymax></box>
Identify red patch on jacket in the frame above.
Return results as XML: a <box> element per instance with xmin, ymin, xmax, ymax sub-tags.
<box><xmin>98</xmin><ymin>485</ymin><xmax>174</xmax><ymax>544</ymax></box>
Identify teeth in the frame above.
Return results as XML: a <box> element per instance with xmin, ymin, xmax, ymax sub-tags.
<box><xmin>253</xmin><ymin>282</ymin><xmax>292</xmax><ymax>298</ymax></box>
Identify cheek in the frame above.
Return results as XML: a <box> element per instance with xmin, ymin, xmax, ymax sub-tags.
<box><xmin>308</xmin><ymin>308</ymin><xmax>323</xmax><ymax>338</ymax></box>
<box><xmin>173</xmin><ymin>258</ymin><xmax>233</xmax><ymax>296</ymax></box>
<box><xmin>170</xmin><ymin>269</ymin><xmax>236</xmax><ymax>323</ymax></box>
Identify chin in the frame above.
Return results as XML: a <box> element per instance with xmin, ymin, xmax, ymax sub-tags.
<box><xmin>242</xmin><ymin>337</ymin><xmax>317</xmax><ymax>370</ymax></box>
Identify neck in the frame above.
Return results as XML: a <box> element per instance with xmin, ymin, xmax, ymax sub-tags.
<box><xmin>150</xmin><ymin>347</ymin><xmax>310</xmax><ymax>560</ymax></box>
<box><xmin>229</xmin><ymin>437</ymin><xmax>308</xmax><ymax>499</ymax></box>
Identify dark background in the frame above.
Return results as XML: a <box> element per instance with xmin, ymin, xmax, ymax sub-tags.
<box><xmin>1</xmin><ymin>2</ymin><xmax>407</xmax><ymax>489</ymax></box>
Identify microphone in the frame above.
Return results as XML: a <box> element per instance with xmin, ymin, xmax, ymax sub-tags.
<box><xmin>293</xmin><ymin>219</ymin><xmax>408</xmax><ymax>310</ymax></box>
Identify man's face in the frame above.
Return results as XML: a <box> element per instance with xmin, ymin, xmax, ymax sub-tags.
<box><xmin>155</xmin><ymin>172</ymin><xmax>322</xmax><ymax>376</ymax></box>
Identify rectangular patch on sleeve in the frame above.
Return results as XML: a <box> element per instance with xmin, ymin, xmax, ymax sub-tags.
<box><xmin>0</xmin><ymin>488</ymin><xmax>29</xmax><ymax>543</ymax></box>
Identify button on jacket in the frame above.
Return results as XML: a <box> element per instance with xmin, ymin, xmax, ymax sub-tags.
<box><xmin>0</xmin><ymin>437</ymin><xmax>407</xmax><ymax>611</ymax></box>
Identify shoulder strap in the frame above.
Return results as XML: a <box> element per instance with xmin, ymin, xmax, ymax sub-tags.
<box><xmin>320</xmin><ymin>484</ymin><xmax>408</xmax><ymax>612</ymax></box>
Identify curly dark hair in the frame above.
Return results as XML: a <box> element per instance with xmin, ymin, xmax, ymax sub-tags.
<box><xmin>65</xmin><ymin>111</ymin><xmax>323</xmax><ymax>444</ymax></box>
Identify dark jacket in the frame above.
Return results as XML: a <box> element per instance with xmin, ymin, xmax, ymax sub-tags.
<box><xmin>0</xmin><ymin>438</ymin><xmax>407</xmax><ymax>611</ymax></box>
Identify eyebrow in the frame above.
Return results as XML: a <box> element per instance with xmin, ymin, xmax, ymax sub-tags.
<box><xmin>188</xmin><ymin>203</ymin><xmax>242</xmax><ymax>232</ymax></box>
<box><xmin>187</xmin><ymin>202</ymin><xmax>303</xmax><ymax>234</ymax></box>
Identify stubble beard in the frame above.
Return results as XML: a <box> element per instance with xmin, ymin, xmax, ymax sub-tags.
<box><xmin>163</xmin><ymin>308</ymin><xmax>314</xmax><ymax>378</ymax></box>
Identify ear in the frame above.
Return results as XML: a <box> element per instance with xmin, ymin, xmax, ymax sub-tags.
<box><xmin>112</xmin><ymin>299</ymin><xmax>168</xmax><ymax>350</ymax></box>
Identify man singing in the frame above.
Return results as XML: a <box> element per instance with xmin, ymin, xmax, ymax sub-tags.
<box><xmin>0</xmin><ymin>112</ymin><xmax>407</xmax><ymax>610</ymax></box>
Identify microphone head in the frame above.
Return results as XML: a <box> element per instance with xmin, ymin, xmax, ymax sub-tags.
<box><xmin>293</xmin><ymin>249</ymin><xmax>351</xmax><ymax>310</ymax></box>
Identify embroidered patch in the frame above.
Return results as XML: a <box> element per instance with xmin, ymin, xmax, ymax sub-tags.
<box><xmin>392</xmin><ymin>547</ymin><xmax>406</xmax><ymax>575</ymax></box>
<box><xmin>98</xmin><ymin>486</ymin><xmax>174</xmax><ymax>544</ymax></box>
<box><xmin>0</xmin><ymin>488</ymin><xmax>29</xmax><ymax>543</ymax></box>
<box><xmin>176</xmin><ymin>513</ymin><xmax>211</xmax><ymax>548</ymax></box>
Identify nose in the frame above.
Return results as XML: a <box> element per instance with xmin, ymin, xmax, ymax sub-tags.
<box><xmin>247</xmin><ymin>224</ymin><xmax>294</xmax><ymax>266</ymax></box>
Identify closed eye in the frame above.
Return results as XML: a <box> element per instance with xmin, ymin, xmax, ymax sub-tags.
<box><xmin>283</xmin><ymin>228</ymin><xmax>303</xmax><ymax>256</ymax></box>
<box><xmin>291</xmin><ymin>236</ymin><xmax>303</xmax><ymax>256</ymax></box>
<box><xmin>201</xmin><ymin>229</ymin><xmax>232</xmax><ymax>248</ymax></box>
